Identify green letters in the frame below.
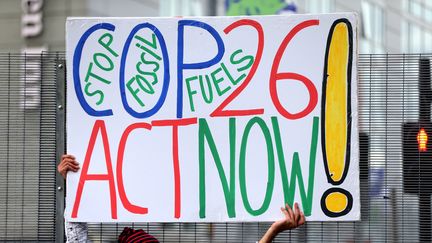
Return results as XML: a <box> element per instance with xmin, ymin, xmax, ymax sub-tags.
<box><xmin>230</xmin><ymin>49</ymin><xmax>253</xmax><ymax>72</ymax></box>
<box><xmin>272</xmin><ymin>116</ymin><xmax>319</xmax><ymax>216</ymax></box>
<box><xmin>198</xmin><ymin>116</ymin><xmax>319</xmax><ymax>218</ymax></box>
<box><xmin>239</xmin><ymin>117</ymin><xmax>275</xmax><ymax>216</ymax></box>
<box><xmin>199</xmin><ymin>118</ymin><xmax>237</xmax><ymax>218</ymax></box>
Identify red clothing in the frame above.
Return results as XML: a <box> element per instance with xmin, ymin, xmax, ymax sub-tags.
<box><xmin>118</xmin><ymin>227</ymin><xmax>159</xmax><ymax>243</ymax></box>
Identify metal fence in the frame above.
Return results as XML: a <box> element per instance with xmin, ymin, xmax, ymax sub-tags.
<box><xmin>0</xmin><ymin>53</ymin><xmax>431</xmax><ymax>242</ymax></box>
<box><xmin>0</xmin><ymin>53</ymin><xmax>63</xmax><ymax>242</ymax></box>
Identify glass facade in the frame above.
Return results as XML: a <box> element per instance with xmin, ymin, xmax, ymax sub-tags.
<box><xmin>361</xmin><ymin>1</ymin><xmax>385</xmax><ymax>53</ymax></box>
<box><xmin>402</xmin><ymin>0</ymin><xmax>432</xmax><ymax>52</ymax></box>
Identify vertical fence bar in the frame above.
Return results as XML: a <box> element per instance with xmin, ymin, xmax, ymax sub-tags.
<box><xmin>55</xmin><ymin>58</ymin><xmax>66</xmax><ymax>242</ymax></box>
<box><xmin>4</xmin><ymin>53</ymin><xmax>10</xmax><ymax>241</ymax></box>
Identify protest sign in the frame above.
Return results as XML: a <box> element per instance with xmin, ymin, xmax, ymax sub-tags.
<box><xmin>65</xmin><ymin>13</ymin><xmax>359</xmax><ymax>222</ymax></box>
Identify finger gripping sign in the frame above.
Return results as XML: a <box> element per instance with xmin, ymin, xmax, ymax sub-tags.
<box><xmin>65</xmin><ymin>13</ymin><xmax>360</xmax><ymax>222</ymax></box>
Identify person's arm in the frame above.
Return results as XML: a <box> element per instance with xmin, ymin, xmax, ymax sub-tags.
<box><xmin>259</xmin><ymin>202</ymin><xmax>305</xmax><ymax>243</ymax></box>
<box><xmin>58</xmin><ymin>155</ymin><xmax>89</xmax><ymax>242</ymax></box>
<box><xmin>57</xmin><ymin>154</ymin><xmax>80</xmax><ymax>179</ymax></box>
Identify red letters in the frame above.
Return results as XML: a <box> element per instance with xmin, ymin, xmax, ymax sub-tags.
<box><xmin>152</xmin><ymin>118</ymin><xmax>197</xmax><ymax>218</ymax></box>
<box><xmin>72</xmin><ymin>120</ymin><xmax>118</xmax><ymax>219</ymax></box>
<box><xmin>211</xmin><ymin>19</ymin><xmax>265</xmax><ymax>117</ymax></box>
<box><xmin>73</xmin><ymin>118</ymin><xmax>198</xmax><ymax>219</ymax></box>
<box><xmin>117</xmin><ymin>122</ymin><xmax>152</xmax><ymax>215</ymax></box>
<box><xmin>269</xmin><ymin>20</ymin><xmax>319</xmax><ymax>120</ymax></box>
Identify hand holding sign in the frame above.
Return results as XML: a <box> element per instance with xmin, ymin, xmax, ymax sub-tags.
<box><xmin>259</xmin><ymin>203</ymin><xmax>306</xmax><ymax>243</ymax></box>
<box><xmin>58</xmin><ymin>154</ymin><xmax>80</xmax><ymax>179</ymax></box>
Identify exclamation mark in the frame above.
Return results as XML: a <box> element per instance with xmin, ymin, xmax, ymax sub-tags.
<box><xmin>321</xmin><ymin>19</ymin><xmax>353</xmax><ymax>217</ymax></box>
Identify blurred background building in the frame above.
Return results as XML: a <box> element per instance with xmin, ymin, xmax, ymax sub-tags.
<box><xmin>1</xmin><ymin>0</ymin><xmax>432</xmax><ymax>53</ymax></box>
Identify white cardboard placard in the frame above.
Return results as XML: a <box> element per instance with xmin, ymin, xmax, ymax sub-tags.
<box><xmin>66</xmin><ymin>13</ymin><xmax>360</xmax><ymax>222</ymax></box>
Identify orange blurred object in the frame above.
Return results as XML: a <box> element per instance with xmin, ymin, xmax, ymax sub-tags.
<box><xmin>417</xmin><ymin>128</ymin><xmax>428</xmax><ymax>152</ymax></box>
